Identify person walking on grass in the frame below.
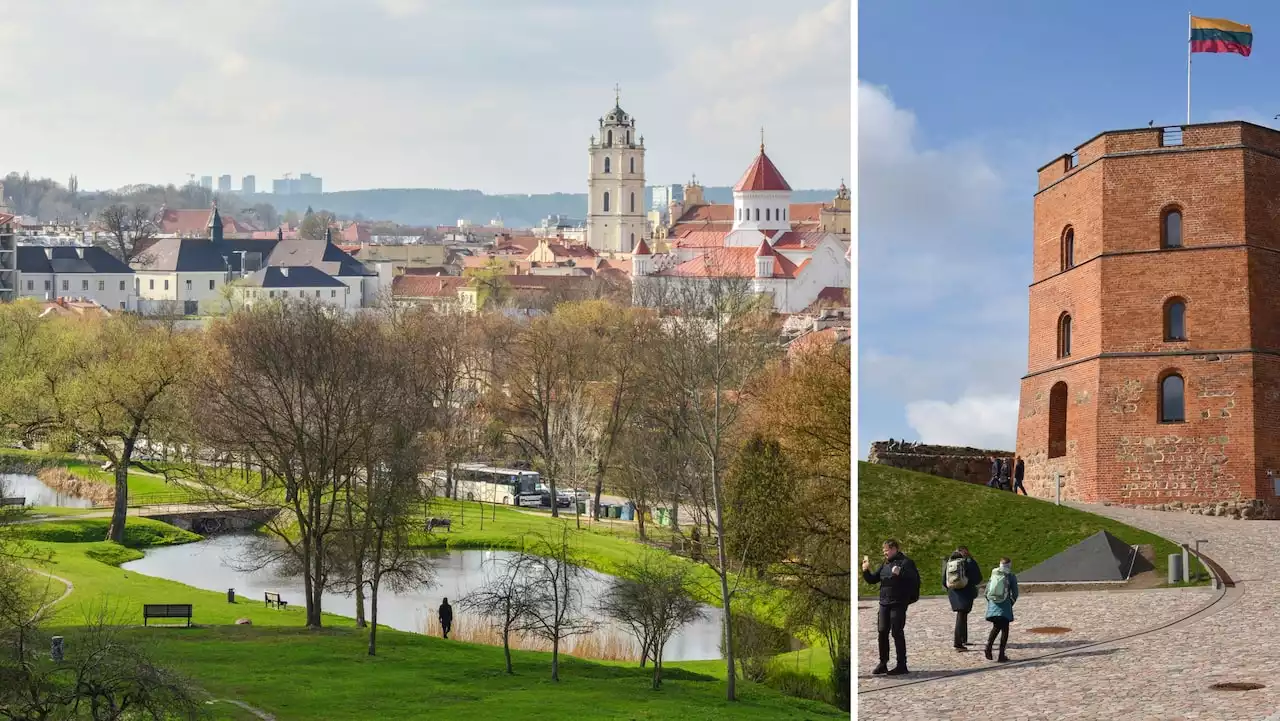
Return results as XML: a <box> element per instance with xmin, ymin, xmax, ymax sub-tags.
<box><xmin>439</xmin><ymin>597</ymin><xmax>453</xmax><ymax>639</ymax></box>
<box><xmin>862</xmin><ymin>539</ymin><xmax>921</xmax><ymax>676</ymax></box>
<box><xmin>943</xmin><ymin>546</ymin><xmax>982</xmax><ymax>651</ymax></box>
<box><xmin>1012</xmin><ymin>457</ymin><xmax>1027</xmax><ymax>495</ymax></box>
<box><xmin>987</xmin><ymin>456</ymin><xmax>1002</xmax><ymax>488</ymax></box>
<box><xmin>984</xmin><ymin>557</ymin><xmax>1019</xmax><ymax>662</ymax></box>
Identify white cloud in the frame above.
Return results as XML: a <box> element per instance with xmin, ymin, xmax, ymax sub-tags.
<box><xmin>0</xmin><ymin>1</ymin><xmax>851</xmax><ymax>193</ymax></box>
<box><xmin>905</xmin><ymin>395</ymin><xmax>1019</xmax><ymax>450</ymax></box>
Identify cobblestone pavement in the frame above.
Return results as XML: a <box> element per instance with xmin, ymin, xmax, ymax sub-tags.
<box><xmin>858</xmin><ymin>502</ymin><xmax>1280</xmax><ymax>720</ymax></box>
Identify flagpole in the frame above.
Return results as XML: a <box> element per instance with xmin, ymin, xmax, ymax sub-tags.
<box><xmin>1187</xmin><ymin>12</ymin><xmax>1193</xmax><ymax>125</ymax></box>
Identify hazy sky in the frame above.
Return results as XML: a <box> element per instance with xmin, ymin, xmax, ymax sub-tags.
<box><xmin>0</xmin><ymin>0</ymin><xmax>850</xmax><ymax>194</ymax></box>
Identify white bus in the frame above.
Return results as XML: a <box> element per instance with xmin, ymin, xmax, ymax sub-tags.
<box><xmin>435</xmin><ymin>463</ymin><xmax>542</xmax><ymax>507</ymax></box>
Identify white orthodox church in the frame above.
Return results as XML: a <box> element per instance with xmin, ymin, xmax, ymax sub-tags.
<box><xmin>585</xmin><ymin>91</ymin><xmax>649</xmax><ymax>254</ymax></box>
<box><xmin>633</xmin><ymin>142</ymin><xmax>851</xmax><ymax>314</ymax></box>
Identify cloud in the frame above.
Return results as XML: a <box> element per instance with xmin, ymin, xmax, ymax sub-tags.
<box><xmin>857</xmin><ymin>81</ymin><xmax>1030</xmax><ymax>455</ymax></box>
<box><xmin>905</xmin><ymin>395</ymin><xmax>1019</xmax><ymax>450</ymax></box>
<box><xmin>0</xmin><ymin>1</ymin><xmax>850</xmax><ymax>193</ymax></box>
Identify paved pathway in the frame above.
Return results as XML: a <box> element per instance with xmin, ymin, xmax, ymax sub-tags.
<box><xmin>858</xmin><ymin>503</ymin><xmax>1280</xmax><ymax>720</ymax></box>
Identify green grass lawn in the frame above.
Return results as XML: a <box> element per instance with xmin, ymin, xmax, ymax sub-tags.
<box><xmin>857</xmin><ymin>462</ymin><xmax>1207</xmax><ymax>598</ymax></box>
<box><xmin>22</xmin><ymin>519</ymin><xmax>837</xmax><ymax>721</ymax></box>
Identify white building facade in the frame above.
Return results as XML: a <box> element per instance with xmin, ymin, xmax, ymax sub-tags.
<box><xmin>16</xmin><ymin>246</ymin><xmax>137</xmax><ymax>311</ymax></box>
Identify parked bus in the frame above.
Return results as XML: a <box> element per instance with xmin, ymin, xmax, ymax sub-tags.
<box><xmin>434</xmin><ymin>463</ymin><xmax>542</xmax><ymax>507</ymax></box>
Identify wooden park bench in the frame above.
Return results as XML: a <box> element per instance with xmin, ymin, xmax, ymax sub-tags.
<box><xmin>142</xmin><ymin>604</ymin><xmax>192</xmax><ymax>627</ymax></box>
<box><xmin>0</xmin><ymin>497</ymin><xmax>24</xmax><ymax>507</ymax></box>
<box><xmin>265</xmin><ymin>592</ymin><xmax>288</xmax><ymax>610</ymax></box>
<box><xmin>425</xmin><ymin>517</ymin><xmax>452</xmax><ymax>533</ymax></box>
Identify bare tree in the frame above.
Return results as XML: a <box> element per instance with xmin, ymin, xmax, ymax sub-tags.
<box><xmin>0</xmin><ymin>604</ymin><xmax>204</xmax><ymax>721</ymax></box>
<box><xmin>459</xmin><ymin>552</ymin><xmax>535</xmax><ymax>674</ymax></box>
<box><xmin>96</xmin><ymin>204</ymin><xmax>158</xmax><ymax>265</ymax></box>
<box><xmin>649</xmin><ymin>276</ymin><xmax>777</xmax><ymax>701</ymax></box>
<box><xmin>518</xmin><ymin>529</ymin><xmax>595</xmax><ymax>681</ymax></box>
<box><xmin>597</xmin><ymin>551</ymin><xmax>705</xmax><ymax>689</ymax></box>
<box><xmin>192</xmin><ymin>301</ymin><xmax>395</xmax><ymax>628</ymax></box>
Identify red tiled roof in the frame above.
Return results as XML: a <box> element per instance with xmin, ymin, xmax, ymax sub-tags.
<box><xmin>0</xmin><ymin>213</ymin><xmax>14</xmax><ymax>226</ymax></box>
<box><xmin>771</xmin><ymin>230</ymin><xmax>829</xmax><ymax>249</ymax></box>
<box><xmin>340</xmin><ymin>222</ymin><xmax>371</xmax><ymax>244</ymax></box>
<box><xmin>633</xmin><ymin>238</ymin><xmax>651</xmax><ymax>255</ymax></box>
<box><xmin>676</xmin><ymin>204</ymin><xmax>734</xmax><ymax>224</ymax></box>
<box><xmin>392</xmin><ymin>275</ymin><xmax>467</xmax><ymax>298</ymax></box>
<box><xmin>158</xmin><ymin>208</ymin><xmax>255</xmax><ymax>236</ymax></box>
<box><xmin>733</xmin><ymin>149</ymin><xmax>792</xmax><ymax>192</ymax></box>
<box><xmin>660</xmin><ymin>246</ymin><xmax>800</xmax><ymax>279</ymax></box>
<box><xmin>815</xmin><ymin>286</ymin><xmax>850</xmax><ymax>305</ymax></box>
<box><xmin>671</xmin><ymin>230</ymin><xmax>730</xmax><ymax>249</ymax></box>
<box><xmin>789</xmin><ymin>202</ymin><xmax>823</xmax><ymax>221</ymax></box>
<box><xmin>598</xmin><ymin>258</ymin><xmax>632</xmax><ymax>275</ymax></box>
<box><xmin>544</xmin><ymin>243</ymin><xmax>597</xmax><ymax>259</ymax></box>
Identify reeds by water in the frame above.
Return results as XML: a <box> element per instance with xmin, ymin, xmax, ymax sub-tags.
<box><xmin>422</xmin><ymin>614</ymin><xmax>640</xmax><ymax>662</ymax></box>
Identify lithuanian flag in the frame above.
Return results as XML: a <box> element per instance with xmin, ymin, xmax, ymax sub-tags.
<box><xmin>1191</xmin><ymin>16</ymin><xmax>1253</xmax><ymax>56</ymax></box>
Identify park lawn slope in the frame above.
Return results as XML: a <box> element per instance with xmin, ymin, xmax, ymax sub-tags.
<box><xmin>26</xmin><ymin>527</ymin><xmax>836</xmax><ymax>720</ymax></box>
<box><xmin>858</xmin><ymin>462</ymin><xmax>1204</xmax><ymax>598</ymax></box>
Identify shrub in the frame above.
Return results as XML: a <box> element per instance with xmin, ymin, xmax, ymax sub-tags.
<box><xmin>722</xmin><ymin>613</ymin><xmax>789</xmax><ymax>683</ymax></box>
<box><xmin>15</xmin><ymin>519</ymin><xmax>199</xmax><ymax>548</ymax></box>
<box><xmin>763</xmin><ymin>666</ymin><xmax>832</xmax><ymax>705</ymax></box>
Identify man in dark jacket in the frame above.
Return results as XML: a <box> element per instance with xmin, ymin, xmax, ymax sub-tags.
<box><xmin>862</xmin><ymin>539</ymin><xmax>920</xmax><ymax>675</ymax></box>
<box><xmin>1012</xmin><ymin>457</ymin><xmax>1027</xmax><ymax>495</ymax></box>
<box><xmin>987</xmin><ymin>456</ymin><xmax>1003</xmax><ymax>488</ymax></box>
<box><xmin>439</xmin><ymin>598</ymin><xmax>453</xmax><ymax>639</ymax></box>
<box><xmin>943</xmin><ymin>546</ymin><xmax>982</xmax><ymax>650</ymax></box>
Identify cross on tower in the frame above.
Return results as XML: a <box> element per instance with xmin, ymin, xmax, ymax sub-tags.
<box><xmin>760</xmin><ymin>126</ymin><xmax>765</xmax><ymax>152</ymax></box>
<box><xmin>614</xmin><ymin>83</ymin><xmax>621</xmax><ymax>106</ymax></box>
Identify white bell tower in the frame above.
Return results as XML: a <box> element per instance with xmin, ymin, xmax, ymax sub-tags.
<box><xmin>586</xmin><ymin>85</ymin><xmax>648</xmax><ymax>253</ymax></box>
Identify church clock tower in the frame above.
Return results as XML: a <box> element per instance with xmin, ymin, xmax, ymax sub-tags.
<box><xmin>586</xmin><ymin>86</ymin><xmax>647</xmax><ymax>253</ymax></box>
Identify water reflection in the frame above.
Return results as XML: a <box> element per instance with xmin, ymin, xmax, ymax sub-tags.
<box><xmin>1</xmin><ymin>473</ymin><xmax>96</xmax><ymax>509</ymax></box>
<box><xmin>121</xmin><ymin>534</ymin><xmax>725</xmax><ymax>661</ymax></box>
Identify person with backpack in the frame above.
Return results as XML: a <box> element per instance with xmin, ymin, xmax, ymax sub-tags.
<box><xmin>998</xmin><ymin>457</ymin><xmax>1012</xmax><ymax>491</ymax></box>
<box><xmin>862</xmin><ymin>539</ymin><xmax>921</xmax><ymax>676</ymax></box>
<box><xmin>1012</xmin><ymin>457</ymin><xmax>1027</xmax><ymax>495</ymax></box>
<box><xmin>983</xmin><ymin>557</ymin><xmax>1020</xmax><ymax>662</ymax></box>
<box><xmin>943</xmin><ymin>546</ymin><xmax>982</xmax><ymax>651</ymax></box>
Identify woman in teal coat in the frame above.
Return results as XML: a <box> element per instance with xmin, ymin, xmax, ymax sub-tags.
<box><xmin>983</xmin><ymin>557</ymin><xmax>1019</xmax><ymax>662</ymax></box>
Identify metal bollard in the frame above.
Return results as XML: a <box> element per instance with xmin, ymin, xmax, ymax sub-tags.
<box><xmin>227</xmin><ymin>588</ymin><xmax>235</xmax><ymax>604</ymax></box>
<box><xmin>1168</xmin><ymin>554</ymin><xmax>1183</xmax><ymax>585</ymax></box>
<box><xmin>1182</xmin><ymin>547</ymin><xmax>1191</xmax><ymax>584</ymax></box>
<box><xmin>51</xmin><ymin>636</ymin><xmax>63</xmax><ymax>662</ymax></box>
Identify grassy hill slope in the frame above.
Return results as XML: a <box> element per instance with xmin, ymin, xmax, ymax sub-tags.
<box><xmin>857</xmin><ymin>462</ymin><xmax>1203</xmax><ymax>598</ymax></box>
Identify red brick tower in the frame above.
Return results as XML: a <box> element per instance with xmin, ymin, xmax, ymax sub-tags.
<box><xmin>1016</xmin><ymin>121</ymin><xmax>1280</xmax><ymax>517</ymax></box>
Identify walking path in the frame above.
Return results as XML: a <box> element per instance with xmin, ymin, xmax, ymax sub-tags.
<box><xmin>858</xmin><ymin>503</ymin><xmax>1280</xmax><ymax>720</ymax></box>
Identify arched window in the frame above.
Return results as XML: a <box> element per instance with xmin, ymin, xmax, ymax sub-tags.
<box><xmin>1162</xmin><ymin>207</ymin><xmax>1183</xmax><ymax>248</ymax></box>
<box><xmin>603</xmin><ymin>192</ymin><xmax>610</xmax><ymax>212</ymax></box>
<box><xmin>627</xmin><ymin>131</ymin><xmax>631</xmax><ymax>145</ymax></box>
<box><xmin>754</xmin><ymin>208</ymin><xmax>760</xmax><ymax>221</ymax></box>
<box><xmin>607</xmin><ymin>130</ymin><xmax>613</xmax><ymax>146</ymax></box>
<box><xmin>783</xmin><ymin>208</ymin><xmax>787</xmax><ymax>220</ymax></box>
<box><xmin>604</xmin><ymin>157</ymin><xmax>611</xmax><ymax>174</ymax></box>
<box><xmin>766</xmin><ymin>208</ymin><xmax>771</xmax><ymax>221</ymax></box>
<box><xmin>631</xmin><ymin>232</ymin><xmax>635</xmax><ymax>247</ymax></box>
<box><xmin>1164</xmin><ymin>298</ymin><xmax>1187</xmax><ymax>341</ymax></box>
<box><xmin>1048</xmin><ymin>381</ymin><xmax>1068</xmax><ymax>459</ymax></box>
<box><xmin>630</xmin><ymin>157</ymin><xmax>635</xmax><ymax>173</ymax></box>
<box><xmin>1159</xmin><ymin>373</ymin><xmax>1185</xmax><ymax>423</ymax></box>
<box><xmin>630</xmin><ymin>192</ymin><xmax>635</xmax><ymax>212</ymax></box>
<box><xmin>1057</xmin><ymin>313</ymin><xmax>1072</xmax><ymax>358</ymax></box>
<box><xmin>1062</xmin><ymin>226</ymin><xmax>1075</xmax><ymax>270</ymax></box>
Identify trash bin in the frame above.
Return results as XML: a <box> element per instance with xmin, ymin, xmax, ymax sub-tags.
<box><xmin>621</xmin><ymin>505</ymin><xmax>634</xmax><ymax>521</ymax></box>
<box><xmin>576</xmin><ymin>501</ymin><xmax>586</xmax><ymax>515</ymax></box>
<box><xmin>655</xmin><ymin>508</ymin><xmax>669</xmax><ymax>527</ymax></box>
<box><xmin>610</xmin><ymin>505</ymin><xmax>622</xmax><ymax>519</ymax></box>
<box><xmin>227</xmin><ymin>588</ymin><xmax>236</xmax><ymax>604</ymax></box>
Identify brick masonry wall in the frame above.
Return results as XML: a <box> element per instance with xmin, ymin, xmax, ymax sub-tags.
<box><xmin>866</xmin><ymin>442</ymin><xmax>1012</xmax><ymax>487</ymax></box>
<box><xmin>1019</xmin><ymin>121</ymin><xmax>1280</xmax><ymax>516</ymax></box>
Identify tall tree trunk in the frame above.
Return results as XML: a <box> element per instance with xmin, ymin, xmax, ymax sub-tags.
<box><xmin>653</xmin><ymin>644</ymin><xmax>663</xmax><ymax>690</ymax></box>
<box><xmin>502</xmin><ymin>627</ymin><xmax>513</xmax><ymax>674</ymax></box>
<box><xmin>710</xmin><ymin>453</ymin><xmax>736</xmax><ymax>701</ymax></box>
<box><xmin>354</xmin><ymin>581</ymin><xmax>367</xmax><ymax>628</ymax></box>
<box><xmin>367</xmin><ymin>575</ymin><xmax>380</xmax><ymax>656</ymax></box>
<box><xmin>307</xmin><ymin>536</ymin><xmax>325</xmax><ymax>628</ymax></box>
<box><xmin>106</xmin><ymin>459</ymin><xmax>130</xmax><ymax>544</ymax></box>
<box><xmin>551</xmin><ymin>637</ymin><xmax>560</xmax><ymax>681</ymax></box>
<box><xmin>592</xmin><ymin>463</ymin><xmax>605</xmax><ymax>520</ymax></box>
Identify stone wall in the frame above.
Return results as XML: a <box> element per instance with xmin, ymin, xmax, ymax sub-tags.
<box><xmin>867</xmin><ymin>441</ymin><xmax>1013</xmax><ymax>486</ymax></box>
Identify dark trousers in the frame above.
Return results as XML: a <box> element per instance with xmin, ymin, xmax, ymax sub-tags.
<box><xmin>986</xmin><ymin>618</ymin><xmax>1009</xmax><ymax>656</ymax></box>
<box><xmin>441</xmin><ymin>620</ymin><xmax>451</xmax><ymax>639</ymax></box>
<box><xmin>1013</xmin><ymin>479</ymin><xmax>1027</xmax><ymax>495</ymax></box>
<box><xmin>953</xmin><ymin>610</ymin><xmax>969</xmax><ymax>646</ymax></box>
<box><xmin>876</xmin><ymin>604</ymin><xmax>908</xmax><ymax>666</ymax></box>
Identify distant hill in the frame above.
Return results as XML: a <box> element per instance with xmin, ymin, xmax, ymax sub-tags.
<box><xmin>244</xmin><ymin>187</ymin><xmax>840</xmax><ymax>228</ymax></box>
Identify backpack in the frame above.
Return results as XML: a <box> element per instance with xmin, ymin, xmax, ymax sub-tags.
<box><xmin>986</xmin><ymin>571</ymin><xmax>1010</xmax><ymax>604</ymax></box>
<box><xmin>945</xmin><ymin>558</ymin><xmax>968</xmax><ymax>590</ymax></box>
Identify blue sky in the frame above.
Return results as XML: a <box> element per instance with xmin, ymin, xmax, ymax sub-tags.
<box><xmin>0</xmin><ymin>0</ymin><xmax>849</xmax><ymax>193</ymax></box>
<box><xmin>857</xmin><ymin>2</ymin><xmax>1274</xmax><ymax>457</ymax></box>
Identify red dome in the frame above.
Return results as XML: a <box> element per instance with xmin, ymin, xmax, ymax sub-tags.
<box><xmin>733</xmin><ymin>148</ymin><xmax>792</xmax><ymax>192</ymax></box>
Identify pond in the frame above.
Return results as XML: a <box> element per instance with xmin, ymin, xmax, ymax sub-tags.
<box><xmin>1</xmin><ymin>472</ymin><xmax>96</xmax><ymax>509</ymax></box>
<box><xmin>121</xmin><ymin>534</ymin><xmax>727</xmax><ymax>661</ymax></box>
